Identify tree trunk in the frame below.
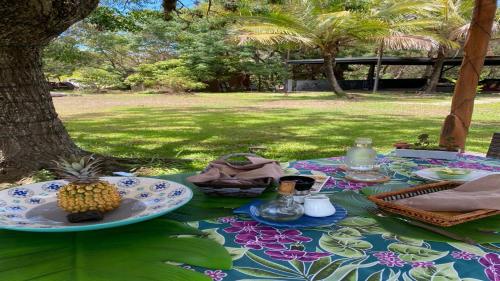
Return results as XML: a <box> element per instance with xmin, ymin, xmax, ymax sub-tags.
<box><xmin>439</xmin><ymin>0</ymin><xmax>497</xmax><ymax>150</ymax></box>
<box><xmin>422</xmin><ymin>50</ymin><xmax>434</xmax><ymax>79</ymax></box>
<box><xmin>366</xmin><ymin>64</ymin><xmax>375</xmax><ymax>90</ymax></box>
<box><xmin>373</xmin><ymin>41</ymin><xmax>384</xmax><ymax>93</ymax></box>
<box><xmin>163</xmin><ymin>0</ymin><xmax>177</xmax><ymax>21</ymax></box>
<box><xmin>0</xmin><ymin>47</ymin><xmax>82</xmax><ymax>182</ymax></box>
<box><xmin>323</xmin><ymin>54</ymin><xmax>346</xmax><ymax>97</ymax></box>
<box><xmin>0</xmin><ymin>0</ymin><xmax>99</xmax><ymax>182</ymax></box>
<box><xmin>423</xmin><ymin>47</ymin><xmax>446</xmax><ymax>94</ymax></box>
<box><xmin>394</xmin><ymin>66</ymin><xmax>406</xmax><ymax>79</ymax></box>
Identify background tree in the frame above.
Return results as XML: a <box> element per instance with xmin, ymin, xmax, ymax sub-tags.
<box><xmin>0</xmin><ymin>0</ymin><xmax>99</xmax><ymax>181</ymax></box>
<box><xmin>125</xmin><ymin>59</ymin><xmax>206</xmax><ymax>92</ymax></box>
<box><xmin>368</xmin><ymin>0</ymin><xmax>438</xmax><ymax>93</ymax></box>
<box><xmin>234</xmin><ymin>0</ymin><xmax>388</xmax><ymax>97</ymax></box>
<box><xmin>77</xmin><ymin>67</ymin><xmax>123</xmax><ymax>91</ymax></box>
<box><xmin>422</xmin><ymin>0</ymin><xmax>474</xmax><ymax>94</ymax></box>
<box><xmin>43</xmin><ymin>33</ymin><xmax>92</xmax><ymax>82</ymax></box>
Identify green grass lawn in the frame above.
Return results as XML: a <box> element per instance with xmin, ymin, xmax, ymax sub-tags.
<box><xmin>54</xmin><ymin>91</ymin><xmax>500</xmax><ymax>175</ymax></box>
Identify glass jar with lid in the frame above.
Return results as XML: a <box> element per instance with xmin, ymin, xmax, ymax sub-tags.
<box><xmin>345</xmin><ymin>137</ymin><xmax>377</xmax><ymax>171</ymax></box>
<box><xmin>258</xmin><ymin>181</ymin><xmax>304</xmax><ymax>221</ymax></box>
<box><xmin>345</xmin><ymin>138</ymin><xmax>383</xmax><ymax>181</ymax></box>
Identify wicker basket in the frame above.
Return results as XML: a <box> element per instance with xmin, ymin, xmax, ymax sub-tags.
<box><xmin>368</xmin><ymin>181</ymin><xmax>500</xmax><ymax>227</ymax></box>
<box><xmin>193</xmin><ymin>153</ymin><xmax>275</xmax><ymax>197</ymax></box>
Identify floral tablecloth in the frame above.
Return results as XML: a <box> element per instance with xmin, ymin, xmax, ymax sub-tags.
<box><xmin>184</xmin><ymin>154</ymin><xmax>500</xmax><ymax>281</ymax></box>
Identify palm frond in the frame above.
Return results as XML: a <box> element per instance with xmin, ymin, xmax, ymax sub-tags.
<box><xmin>382</xmin><ymin>33</ymin><xmax>438</xmax><ymax>50</ymax></box>
<box><xmin>450</xmin><ymin>22</ymin><xmax>499</xmax><ymax>41</ymax></box>
<box><xmin>235</xmin><ymin>24</ymin><xmax>314</xmax><ymax>46</ymax></box>
<box><xmin>375</xmin><ymin>0</ymin><xmax>439</xmax><ymax>19</ymax></box>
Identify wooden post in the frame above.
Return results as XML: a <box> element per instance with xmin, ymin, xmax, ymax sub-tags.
<box><xmin>439</xmin><ymin>0</ymin><xmax>497</xmax><ymax>151</ymax></box>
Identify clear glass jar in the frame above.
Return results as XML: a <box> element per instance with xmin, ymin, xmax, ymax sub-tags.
<box><xmin>345</xmin><ymin>137</ymin><xmax>377</xmax><ymax>171</ymax></box>
<box><xmin>258</xmin><ymin>181</ymin><xmax>304</xmax><ymax>221</ymax></box>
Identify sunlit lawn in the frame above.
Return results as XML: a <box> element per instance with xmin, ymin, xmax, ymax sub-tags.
<box><xmin>54</xmin><ymin>91</ymin><xmax>500</xmax><ymax>175</ymax></box>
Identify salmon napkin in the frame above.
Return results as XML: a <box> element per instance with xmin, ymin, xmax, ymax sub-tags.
<box><xmin>187</xmin><ymin>156</ymin><xmax>283</xmax><ymax>186</ymax></box>
<box><xmin>395</xmin><ymin>174</ymin><xmax>500</xmax><ymax>211</ymax></box>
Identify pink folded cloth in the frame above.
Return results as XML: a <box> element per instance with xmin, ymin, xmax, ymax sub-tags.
<box><xmin>187</xmin><ymin>156</ymin><xmax>283</xmax><ymax>186</ymax></box>
<box><xmin>394</xmin><ymin>174</ymin><xmax>500</xmax><ymax>212</ymax></box>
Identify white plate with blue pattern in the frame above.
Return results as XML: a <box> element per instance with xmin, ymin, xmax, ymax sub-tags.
<box><xmin>0</xmin><ymin>177</ymin><xmax>192</xmax><ymax>232</ymax></box>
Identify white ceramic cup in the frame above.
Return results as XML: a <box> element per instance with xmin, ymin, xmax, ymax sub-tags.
<box><xmin>304</xmin><ymin>195</ymin><xmax>336</xmax><ymax>217</ymax></box>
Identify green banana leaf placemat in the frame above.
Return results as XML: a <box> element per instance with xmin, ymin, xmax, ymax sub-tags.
<box><xmin>0</xmin><ymin>219</ymin><xmax>232</xmax><ymax>281</ymax></box>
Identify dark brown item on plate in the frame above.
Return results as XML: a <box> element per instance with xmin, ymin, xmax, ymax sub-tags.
<box><xmin>67</xmin><ymin>211</ymin><xmax>104</xmax><ymax>223</ymax></box>
<box><xmin>368</xmin><ymin>181</ymin><xmax>500</xmax><ymax>227</ymax></box>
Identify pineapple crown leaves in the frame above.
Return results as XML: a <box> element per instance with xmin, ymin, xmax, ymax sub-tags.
<box><xmin>52</xmin><ymin>155</ymin><xmax>104</xmax><ymax>183</ymax></box>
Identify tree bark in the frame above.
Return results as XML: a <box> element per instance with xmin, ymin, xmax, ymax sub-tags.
<box><xmin>372</xmin><ymin>41</ymin><xmax>384</xmax><ymax>93</ymax></box>
<box><xmin>422</xmin><ymin>50</ymin><xmax>434</xmax><ymax>79</ymax></box>
<box><xmin>423</xmin><ymin>47</ymin><xmax>446</xmax><ymax>94</ymax></box>
<box><xmin>163</xmin><ymin>0</ymin><xmax>177</xmax><ymax>21</ymax></box>
<box><xmin>439</xmin><ymin>0</ymin><xmax>497</xmax><ymax>150</ymax></box>
<box><xmin>0</xmin><ymin>47</ymin><xmax>82</xmax><ymax>181</ymax></box>
<box><xmin>0</xmin><ymin>0</ymin><xmax>99</xmax><ymax>182</ymax></box>
<box><xmin>323</xmin><ymin>53</ymin><xmax>346</xmax><ymax>97</ymax></box>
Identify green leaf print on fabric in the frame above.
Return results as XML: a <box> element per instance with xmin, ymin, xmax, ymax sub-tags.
<box><xmin>388</xmin><ymin>243</ymin><xmax>448</xmax><ymax>262</ymax></box>
<box><xmin>311</xmin><ymin>259</ymin><xmax>344</xmax><ymax>281</ymax></box>
<box><xmin>382</xmin><ymin>233</ymin><xmax>424</xmax><ymax>246</ymax></box>
<box><xmin>330</xmin><ymin>227</ymin><xmax>363</xmax><ymax>239</ymax></box>
<box><xmin>338</xmin><ymin>217</ymin><xmax>387</xmax><ymax>235</ymax></box>
<box><xmin>234</xmin><ymin>267</ymin><xmax>299</xmax><ymax>279</ymax></box>
<box><xmin>447</xmin><ymin>242</ymin><xmax>486</xmax><ymax>257</ymax></box>
<box><xmin>203</xmin><ymin>228</ymin><xmax>225</xmax><ymax>245</ymax></box>
<box><xmin>225</xmin><ymin>247</ymin><xmax>248</xmax><ymax>261</ymax></box>
<box><xmin>319</xmin><ymin>234</ymin><xmax>372</xmax><ymax>258</ymax></box>
<box><xmin>322</xmin><ymin>258</ymin><xmax>379</xmax><ymax>281</ymax></box>
<box><xmin>409</xmin><ymin>262</ymin><xmax>461</xmax><ymax>281</ymax></box>
<box><xmin>245</xmin><ymin>251</ymin><xmax>299</xmax><ymax>275</ymax></box>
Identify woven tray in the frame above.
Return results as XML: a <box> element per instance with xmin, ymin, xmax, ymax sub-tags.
<box><xmin>368</xmin><ymin>181</ymin><xmax>500</xmax><ymax>227</ymax></box>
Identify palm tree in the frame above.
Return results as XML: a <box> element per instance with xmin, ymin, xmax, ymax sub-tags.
<box><xmin>233</xmin><ymin>0</ymin><xmax>388</xmax><ymax>97</ymax></box>
<box><xmin>422</xmin><ymin>0</ymin><xmax>475</xmax><ymax>94</ymax></box>
<box><xmin>368</xmin><ymin>0</ymin><xmax>438</xmax><ymax>93</ymax></box>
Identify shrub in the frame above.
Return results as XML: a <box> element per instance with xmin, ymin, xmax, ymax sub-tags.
<box><xmin>126</xmin><ymin>59</ymin><xmax>206</xmax><ymax>93</ymax></box>
<box><xmin>77</xmin><ymin>68</ymin><xmax>122</xmax><ymax>92</ymax></box>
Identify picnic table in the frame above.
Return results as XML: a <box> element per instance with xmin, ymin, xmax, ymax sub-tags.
<box><xmin>168</xmin><ymin>154</ymin><xmax>500</xmax><ymax>281</ymax></box>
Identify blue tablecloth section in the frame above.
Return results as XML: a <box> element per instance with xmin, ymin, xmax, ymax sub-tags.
<box><xmin>183</xmin><ymin>154</ymin><xmax>500</xmax><ymax>281</ymax></box>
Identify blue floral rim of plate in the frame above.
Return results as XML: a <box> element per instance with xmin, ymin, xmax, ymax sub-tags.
<box><xmin>234</xmin><ymin>200</ymin><xmax>347</xmax><ymax>228</ymax></box>
<box><xmin>0</xmin><ymin>177</ymin><xmax>193</xmax><ymax>232</ymax></box>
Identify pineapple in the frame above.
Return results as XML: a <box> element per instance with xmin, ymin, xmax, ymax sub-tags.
<box><xmin>54</xmin><ymin>156</ymin><xmax>121</xmax><ymax>214</ymax></box>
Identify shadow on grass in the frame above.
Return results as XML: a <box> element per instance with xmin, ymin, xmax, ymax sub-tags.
<box><xmin>60</xmin><ymin>105</ymin><xmax>493</xmax><ymax>173</ymax></box>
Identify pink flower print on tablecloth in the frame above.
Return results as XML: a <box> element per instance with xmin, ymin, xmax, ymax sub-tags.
<box><xmin>373</xmin><ymin>251</ymin><xmax>406</xmax><ymax>267</ymax></box>
<box><xmin>217</xmin><ymin>216</ymin><xmax>237</xmax><ymax>223</ymax></box>
<box><xmin>451</xmin><ymin>251</ymin><xmax>477</xmax><ymax>260</ymax></box>
<box><xmin>411</xmin><ymin>261</ymin><xmax>435</xmax><ymax>268</ymax></box>
<box><xmin>292</xmin><ymin>161</ymin><xmax>322</xmax><ymax>171</ymax></box>
<box><xmin>234</xmin><ymin>233</ymin><xmax>286</xmax><ymax>250</ymax></box>
<box><xmin>204</xmin><ymin>270</ymin><xmax>227</xmax><ymax>281</ymax></box>
<box><xmin>264</xmin><ymin>249</ymin><xmax>330</xmax><ymax>262</ymax></box>
<box><xmin>259</xmin><ymin>229</ymin><xmax>313</xmax><ymax>244</ymax></box>
<box><xmin>233</xmin><ymin>228</ymin><xmax>311</xmax><ymax>250</ymax></box>
<box><xmin>223</xmin><ymin>220</ymin><xmax>275</xmax><ymax>235</ymax></box>
<box><xmin>479</xmin><ymin>253</ymin><xmax>500</xmax><ymax>281</ymax></box>
<box><xmin>331</xmin><ymin>179</ymin><xmax>372</xmax><ymax>191</ymax></box>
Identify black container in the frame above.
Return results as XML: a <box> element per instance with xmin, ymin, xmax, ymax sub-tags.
<box><xmin>279</xmin><ymin>176</ymin><xmax>315</xmax><ymax>191</ymax></box>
